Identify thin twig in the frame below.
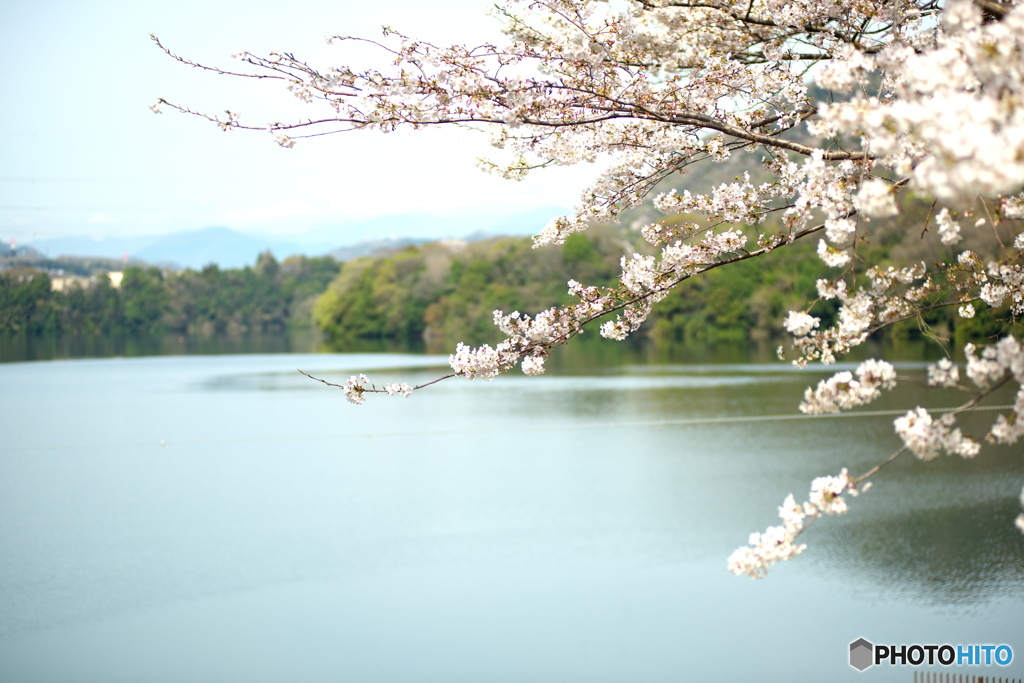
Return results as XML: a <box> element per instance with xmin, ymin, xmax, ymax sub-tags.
<box><xmin>298</xmin><ymin>368</ymin><xmax>457</xmax><ymax>394</ymax></box>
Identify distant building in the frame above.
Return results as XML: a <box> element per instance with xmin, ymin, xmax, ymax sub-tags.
<box><xmin>49</xmin><ymin>271</ymin><xmax>124</xmax><ymax>292</ymax></box>
<box><xmin>50</xmin><ymin>275</ymin><xmax>89</xmax><ymax>292</ymax></box>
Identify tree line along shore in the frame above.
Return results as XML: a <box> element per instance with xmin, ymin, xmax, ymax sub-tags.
<box><xmin>1</xmin><ymin>209</ymin><xmax>1016</xmax><ymax>353</ymax></box>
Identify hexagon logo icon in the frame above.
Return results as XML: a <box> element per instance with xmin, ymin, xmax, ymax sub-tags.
<box><xmin>850</xmin><ymin>638</ymin><xmax>874</xmax><ymax>671</ymax></box>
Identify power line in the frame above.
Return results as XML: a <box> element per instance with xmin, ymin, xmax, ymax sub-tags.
<box><xmin>2</xmin><ymin>404</ymin><xmax>1014</xmax><ymax>452</ymax></box>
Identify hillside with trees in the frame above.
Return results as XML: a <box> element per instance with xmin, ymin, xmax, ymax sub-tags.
<box><xmin>0</xmin><ymin>252</ymin><xmax>338</xmax><ymax>337</ymax></box>
<box><xmin>314</xmin><ymin>229</ymin><xmax>624</xmax><ymax>349</ymax></box>
<box><xmin>313</xmin><ymin>202</ymin><xmax>1018</xmax><ymax>352</ymax></box>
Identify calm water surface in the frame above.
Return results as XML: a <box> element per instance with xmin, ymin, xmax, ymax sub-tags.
<box><xmin>0</xmin><ymin>349</ymin><xmax>1022</xmax><ymax>682</ymax></box>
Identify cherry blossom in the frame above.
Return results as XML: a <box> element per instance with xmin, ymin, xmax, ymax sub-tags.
<box><xmin>728</xmin><ymin>469</ymin><xmax>871</xmax><ymax>578</ymax></box>
<box><xmin>342</xmin><ymin>374</ymin><xmax>370</xmax><ymax>405</ymax></box>
<box><xmin>155</xmin><ymin>0</ymin><xmax>1024</xmax><ymax>575</ymax></box>
<box><xmin>799</xmin><ymin>359</ymin><xmax>897</xmax><ymax>414</ymax></box>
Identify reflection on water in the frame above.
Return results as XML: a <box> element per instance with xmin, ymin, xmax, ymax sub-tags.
<box><xmin>0</xmin><ymin>349</ymin><xmax>1021</xmax><ymax>682</ymax></box>
<box><xmin>0</xmin><ymin>331</ymin><xmax>322</xmax><ymax>362</ymax></box>
<box><xmin>819</xmin><ymin>491</ymin><xmax>1024</xmax><ymax>606</ymax></box>
<box><xmin>0</xmin><ymin>331</ymin><xmax>435</xmax><ymax>363</ymax></box>
<box><xmin>0</xmin><ymin>329</ymin><xmax>949</xmax><ymax>366</ymax></box>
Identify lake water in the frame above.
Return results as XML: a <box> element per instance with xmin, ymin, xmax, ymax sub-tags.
<box><xmin>0</xmin><ymin>348</ymin><xmax>1022</xmax><ymax>682</ymax></box>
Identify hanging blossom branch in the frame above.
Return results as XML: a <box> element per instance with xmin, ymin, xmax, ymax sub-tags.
<box><xmin>156</xmin><ymin>0</ymin><xmax>1024</xmax><ymax>571</ymax></box>
<box><xmin>731</xmin><ymin>338</ymin><xmax>1024</xmax><ymax>578</ymax></box>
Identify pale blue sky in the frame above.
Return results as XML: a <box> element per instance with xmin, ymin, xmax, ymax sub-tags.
<box><xmin>1</xmin><ymin>0</ymin><xmax>589</xmax><ymax>243</ymax></box>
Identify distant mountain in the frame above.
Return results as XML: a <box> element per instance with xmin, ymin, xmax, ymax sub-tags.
<box><xmin>21</xmin><ymin>207</ymin><xmax>564</xmax><ymax>270</ymax></box>
<box><xmin>23</xmin><ymin>235</ymin><xmax>156</xmax><ymax>262</ymax></box>
<box><xmin>0</xmin><ymin>252</ymin><xmax>144</xmax><ymax>277</ymax></box>
<box><xmin>23</xmin><ymin>227</ymin><xmax>284</xmax><ymax>271</ymax></box>
<box><xmin>328</xmin><ymin>238</ymin><xmax>431</xmax><ymax>262</ymax></box>
<box><xmin>132</xmin><ymin>227</ymin><xmax>299</xmax><ymax>270</ymax></box>
<box><xmin>252</xmin><ymin>206</ymin><xmax>561</xmax><ymax>253</ymax></box>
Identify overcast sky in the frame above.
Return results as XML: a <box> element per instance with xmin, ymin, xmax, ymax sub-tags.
<box><xmin>1</xmin><ymin>0</ymin><xmax>592</xmax><ymax>244</ymax></box>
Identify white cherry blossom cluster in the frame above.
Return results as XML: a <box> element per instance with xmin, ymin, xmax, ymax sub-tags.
<box><xmin>853</xmin><ymin>178</ymin><xmax>899</xmax><ymax>219</ymax></box>
<box><xmin>964</xmin><ymin>337</ymin><xmax>1024</xmax><ymax>389</ymax></box>
<box><xmin>813</xmin><ymin>4</ymin><xmax>1024</xmax><ymax>204</ymax></box>
<box><xmin>728</xmin><ymin>469</ymin><xmax>866</xmax><ymax>579</ymax></box>
<box><xmin>653</xmin><ymin>175</ymin><xmax>770</xmax><ymax>228</ymax></box>
<box><xmin>936</xmin><ymin>208</ymin><xmax>963</xmax><ymax>246</ymax></box>
<box><xmin>894</xmin><ymin>407</ymin><xmax>981</xmax><ymax>460</ymax></box>
<box><xmin>782</xmin><ymin>152</ymin><xmax>863</xmax><ymax>268</ymax></box>
<box><xmin>927</xmin><ymin>358</ymin><xmax>960</xmax><ymax>388</ymax></box>
<box><xmin>785</xmin><ymin>261</ymin><xmax>953</xmax><ymax>367</ymax></box>
<box><xmin>449</xmin><ymin>341</ymin><xmax>516</xmax><ymax>380</ymax></box>
<box><xmin>639</xmin><ymin>221</ymin><xmax>700</xmax><ymax>247</ymax></box>
<box><xmin>521</xmin><ymin>355</ymin><xmax>546</xmax><ymax>376</ymax></box>
<box><xmin>661</xmin><ymin>230</ymin><xmax>748</xmax><ymax>274</ymax></box>
<box><xmin>1004</xmin><ymin>196</ymin><xmax>1024</xmax><ymax>220</ymax></box>
<box><xmin>342</xmin><ymin>374</ymin><xmax>370</xmax><ymax>405</ymax></box>
<box><xmin>799</xmin><ymin>359</ymin><xmax>898</xmax><ymax>414</ymax></box>
<box><xmin>599</xmin><ymin>298</ymin><xmax>655</xmax><ymax>341</ymax></box>
<box><xmin>620</xmin><ymin>254</ymin><xmax>659</xmax><ymax>294</ymax></box>
<box><xmin>885</xmin><ymin>337</ymin><xmax>1024</xmax><ymax>463</ymax></box>
<box><xmin>988</xmin><ymin>406</ymin><xmax>1024</xmax><ymax>446</ymax></box>
<box><xmin>494</xmin><ymin>307</ymin><xmax>573</xmax><ymax>345</ymax></box>
<box><xmin>784</xmin><ymin>311</ymin><xmax>819</xmax><ymax>337</ymax></box>
<box><xmin>787</xmin><ymin>291</ymin><xmax>876</xmax><ymax>366</ymax></box>
<box><xmin>726</xmin><ymin>499</ymin><xmax>807</xmax><ymax>579</ymax></box>
<box><xmin>980</xmin><ymin>261</ymin><xmax>1024</xmax><ymax>315</ymax></box>
<box><xmin>384</xmin><ymin>383</ymin><xmax>413</xmax><ymax>398</ymax></box>
<box><xmin>964</xmin><ymin>337</ymin><xmax>1024</xmax><ymax>445</ymax></box>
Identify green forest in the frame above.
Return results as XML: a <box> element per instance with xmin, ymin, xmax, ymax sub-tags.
<box><xmin>312</xmin><ymin>203</ymin><xmax>1018</xmax><ymax>351</ymax></box>
<box><xmin>0</xmin><ymin>252</ymin><xmax>339</xmax><ymax>337</ymax></box>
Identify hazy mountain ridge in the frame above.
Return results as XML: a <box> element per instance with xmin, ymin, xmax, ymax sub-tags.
<box><xmin>14</xmin><ymin>208</ymin><xmax>563</xmax><ymax>270</ymax></box>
